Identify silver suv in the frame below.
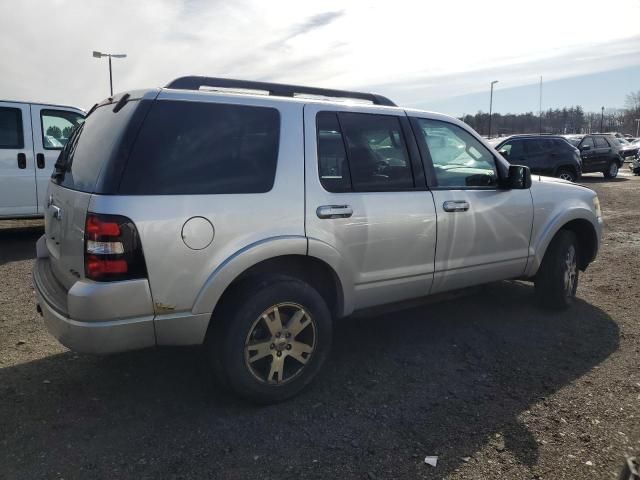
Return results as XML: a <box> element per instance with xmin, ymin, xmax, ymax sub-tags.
<box><xmin>33</xmin><ymin>77</ymin><xmax>603</xmax><ymax>403</ymax></box>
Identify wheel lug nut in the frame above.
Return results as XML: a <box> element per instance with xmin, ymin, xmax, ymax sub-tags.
<box><xmin>277</xmin><ymin>351</ymin><xmax>282</xmax><ymax>357</ymax></box>
<box><xmin>285</xmin><ymin>333</ymin><xmax>291</xmax><ymax>338</ymax></box>
<box><xmin>270</xmin><ymin>344</ymin><xmax>275</xmax><ymax>349</ymax></box>
<box><xmin>286</xmin><ymin>344</ymin><xmax>292</xmax><ymax>350</ymax></box>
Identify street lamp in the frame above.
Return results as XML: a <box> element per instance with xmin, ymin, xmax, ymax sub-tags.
<box><xmin>93</xmin><ymin>51</ymin><xmax>127</xmax><ymax>97</ymax></box>
<box><xmin>600</xmin><ymin>106</ymin><xmax>604</xmax><ymax>133</ymax></box>
<box><xmin>635</xmin><ymin>118</ymin><xmax>640</xmax><ymax>138</ymax></box>
<box><xmin>488</xmin><ymin>80</ymin><xmax>499</xmax><ymax>138</ymax></box>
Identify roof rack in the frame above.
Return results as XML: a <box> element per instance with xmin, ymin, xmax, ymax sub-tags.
<box><xmin>165</xmin><ymin>76</ymin><xmax>397</xmax><ymax>107</ymax></box>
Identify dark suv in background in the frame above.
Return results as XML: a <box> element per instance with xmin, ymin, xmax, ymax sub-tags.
<box><xmin>564</xmin><ymin>134</ymin><xmax>624</xmax><ymax>178</ymax></box>
<box><xmin>495</xmin><ymin>135</ymin><xmax>582</xmax><ymax>182</ymax></box>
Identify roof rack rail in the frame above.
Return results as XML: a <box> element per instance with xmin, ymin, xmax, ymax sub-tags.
<box><xmin>164</xmin><ymin>76</ymin><xmax>397</xmax><ymax>107</ymax></box>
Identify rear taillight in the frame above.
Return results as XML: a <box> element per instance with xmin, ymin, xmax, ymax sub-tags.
<box><xmin>84</xmin><ymin>213</ymin><xmax>147</xmax><ymax>281</ymax></box>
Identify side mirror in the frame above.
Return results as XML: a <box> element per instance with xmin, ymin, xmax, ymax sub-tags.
<box><xmin>580</xmin><ymin>144</ymin><xmax>591</xmax><ymax>151</ymax></box>
<box><xmin>505</xmin><ymin>164</ymin><xmax>531</xmax><ymax>189</ymax></box>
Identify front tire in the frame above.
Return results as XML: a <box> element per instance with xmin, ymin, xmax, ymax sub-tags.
<box><xmin>535</xmin><ymin>230</ymin><xmax>579</xmax><ymax>310</ymax></box>
<box><xmin>603</xmin><ymin>160</ymin><xmax>619</xmax><ymax>178</ymax></box>
<box><xmin>556</xmin><ymin>168</ymin><xmax>576</xmax><ymax>182</ymax></box>
<box><xmin>209</xmin><ymin>276</ymin><xmax>332</xmax><ymax>404</ymax></box>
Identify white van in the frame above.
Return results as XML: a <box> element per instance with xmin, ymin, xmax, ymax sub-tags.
<box><xmin>0</xmin><ymin>101</ymin><xmax>85</xmax><ymax>218</ymax></box>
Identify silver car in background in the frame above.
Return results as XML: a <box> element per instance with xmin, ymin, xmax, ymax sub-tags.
<box><xmin>33</xmin><ymin>77</ymin><xmax>603</xmax><ymax>403</ymax></box>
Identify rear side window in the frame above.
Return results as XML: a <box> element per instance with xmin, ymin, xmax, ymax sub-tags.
<box><xmin>594</xmin><ymin>137</ymin><xmax>609</xmax><ymax>148</ymax></box>
<box><xmin>41</xmin><ymin>109</ymin><xmax>84</xmax><ymax>150</ymax></box>
<box><xmin>0</xmin><ymin>107</ymin><xmax>24</xmax><ymax>149</ymax></box>
<box><xmin>119</xmin><ymin>101</ymin><xmax>280</xmax><ymax>195</ymax></box>
<box><xmin>316</xmin><ymin>111</ymin><xmax>414</xmax><ymax>192</ymax></box>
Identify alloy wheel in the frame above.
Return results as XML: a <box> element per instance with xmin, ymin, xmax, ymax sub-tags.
<box><xmin>244</xmin><ymin>303</ymin><xmax>316</xmax><ymax>385</ymax></box>
<box><xmin>563</xmin><ymin>245</ymin><xmax>577</xmax><ymax>297</ymax></box>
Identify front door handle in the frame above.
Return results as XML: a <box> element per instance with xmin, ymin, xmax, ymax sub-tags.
<box><xmin>317</xmin><ymin>205</ymin><xmax>353</xmax><ymax>219</ymax></box>
<box><xmin>443</xmin><ymin>200</ymin><xmax>470</xmax><ymax>212</ymax></box>
<box><xmin>17</xmin><ymin>153</ymin><xmax>26</xmax><ymax>169</ymax></box>
<box><xmin>37</xmin><ymin>153</ymin><xmax>45</xmax><ymax>169</ymax></box>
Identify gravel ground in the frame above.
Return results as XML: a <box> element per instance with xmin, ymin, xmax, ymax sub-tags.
<box><xmin>1</xmin><ymin>173</ymin><xmax>639</xmax><ymax>480</ymax></box>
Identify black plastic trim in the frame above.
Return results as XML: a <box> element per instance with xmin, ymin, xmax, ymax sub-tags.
<box><xmin>165</xmin><ymin>76</ymin><xmax>397</xmax><ymax>107</ymax></box>
<box><xmin>33</xmin><ymin>258</ymin><xmax>69</xmax><ymax>316</ymax></box>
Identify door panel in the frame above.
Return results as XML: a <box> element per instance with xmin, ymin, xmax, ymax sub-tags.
<box><xmin>430</xmin><ymin>189</ymin><xmax>533</xmax><ymax>293</ymax></box>
<box><xmin>0</xmin><ymin>103</ymin><xmax>36</xmax><ymax>217</ymax></box>
<box><xmin>579</xmin><ymin>136</ymin><xmax>597</xmax><ymax>172</ymax></box>
<box><xmin>410</xmin><ymin>116</ymin><xmax>533</xmax><ymax>294</ymax></box>
<box><xmin>304</xmin><ymin>104</ymin><xmax>437</xmax><ymax>313</ymax></box>
<box><xmin>30</xmin><ymin>106</ymin><xmax>85</xmax><ymax>214</ymax></box>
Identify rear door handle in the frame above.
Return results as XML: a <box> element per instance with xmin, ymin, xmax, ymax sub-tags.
<box><xmin>36</xmin><ymin>153</ymin><xmax>45</xmax><ymax>169</ymax></box>
<box><xmin>17</xmin><ymin>153</ymin><xmax>26</xmax><ymax>169</ymax></box>
<box><xmin>443</xmin><ymin>200</ymin><xmax>470</xmax><ymax>212</ymax></box>
<box><xmin>317</xmin><ymin>205</ymin><xmax>353</xmax><ymax>219</ymax></box>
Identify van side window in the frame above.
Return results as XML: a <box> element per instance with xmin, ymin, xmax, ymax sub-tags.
<box><xmin>0</xmin><ymin>107</ymin><xmax>24</xmax><ymax>149</ymax></box>
<box><xmin>316</xmin><ymin>111</ymin><xmax>414</xmax><ymax>192</ymax></box>
<box><xmin>41</xmin><ymin>110</ymin><xmax>85</xmax><ymax>150</ymax></box>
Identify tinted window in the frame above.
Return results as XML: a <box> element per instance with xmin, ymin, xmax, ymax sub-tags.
<box><xmin>54</xmin><ymin>101</ymin><xmax>141</xmax><ymax>192</ymax></box>
<box><xmin>339</xmin><ymin>113</ymin><xmax>414</xmax><ymax>191</ymax></box>
<box><xmin>594</xmin><ymin>136</ymin><xmax>609</xmax><ymax>148</ymax></box>
<box><xmin>316</xmin><ymin>112</ymin><xmax>414</xmax><ymax>192</ymax></box>
<box><xmin>415</xmin><ymin>118</ymin><xmax>497</xmax><ymax>188</ymax></box>
<box><xmin>317</xmin><ymin>112</ymin><xmax>351</xmax><ymax>192</ymax></box>
<box><xmin>498</xmin><ymin>140</ymin><xmax>525</xmax><ymax>159</ymax></box>
<box><xmin>553</xmin><ymin>139</ymin><xmax>572</xmax><ymax>150</ymax></box>
<box><xmin>581</xmin><ymin>137</ymin><xmax>595</xmax><ymax>149</ymax></box>
<box><xmin>120</xmin><ymin>101</ymin><xmax>280</xmax><ymax>195</ymax></box>
<box><xmin>0</xmin><ymin>107</ymin><xmax>24</xmax><ymax>149</ymax></box>
<box><xmin>41</xmin><ymin>109</ymin><xmax>84</xmax><ymax>150</ymax></box>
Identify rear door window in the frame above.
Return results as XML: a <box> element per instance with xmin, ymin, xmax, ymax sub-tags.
<box><xmin>316</xmin><ymin>111</ymin><xmax>415</xmax><ymax>192</ymax></box>
<box><xmin>0</xmin><ymin>107</ymin><xmax>24</xmax><ymax>149</ymax></box>
<box><xmin>119</xmin><ymin>101</ymin><xmax>280</xmax><ymax>195</ymax></box>
<box><xmin>594</xmin><ymin>137</ymin><xmax>609</xmax><ymax>148</ymax></box>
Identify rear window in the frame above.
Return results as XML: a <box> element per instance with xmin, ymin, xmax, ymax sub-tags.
<box><xmin>119</xmin><ymin>101</ymin><xmax>280</xmax><ymax>195</ymax></box>
<box><xmin>53</xmin><ymin>100</ymin><xmax>141</xmax><ymax>192</ymax></box>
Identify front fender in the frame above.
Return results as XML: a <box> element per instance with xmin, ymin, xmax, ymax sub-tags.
<box><xmin>191</xmin><ymin>236</ymin><xmax>307</xmax><ymax>315</ymax></box>
<box><xmin>525</xmin><ymin>205</ymin><xmax>601</xmax><ymax>277</ymax></box>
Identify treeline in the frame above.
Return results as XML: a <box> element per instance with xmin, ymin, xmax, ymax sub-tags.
<box><xmin>462</xmin><ymin>90</ymin><xmax>640</xmax><ymax>137</ymax></box>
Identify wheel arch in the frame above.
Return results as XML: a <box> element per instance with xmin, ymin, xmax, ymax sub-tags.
<box><xmin>528</xmin><ymin>215</ymin><xmax>599</xmax><ymax>276</ymax></box>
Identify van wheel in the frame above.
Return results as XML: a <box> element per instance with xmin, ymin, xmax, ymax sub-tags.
<box><xmin>209</xmin><ymin>276</ymin><xmax>332</xmax><ymax>404</ymax></box>
<box><xmin>603</xmin><ymin>161</ymin><xmax>619</xmax><ymax>178</ymax></box>
<box><xmin>556</xmin><ymin>168</ymin><xmax>576</xmax><ymax>182</ymax></box>
<box><xmin>534</xmin><ymin>230</ymin><xmax>579</xmax><ymax>310</ymax></box>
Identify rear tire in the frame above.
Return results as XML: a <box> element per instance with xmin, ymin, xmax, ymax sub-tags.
<box><xmin>556</xmin><ymin>168</ymin><xmax>576</xmax><ymax>182</ymax></box>
<box><xmin>208</xmin><ymin>276</ymin><xmax>332</xmax><ymax>404</ymax></box>
<box><xmin>603</xmin><ymin>161</ymin><xmax>619</xmax><ymax>178</ymax></box>
<box><xmin>534</xmin><ymin>230</ymin><xmax>579</xmax><ymax>310</ymax></box>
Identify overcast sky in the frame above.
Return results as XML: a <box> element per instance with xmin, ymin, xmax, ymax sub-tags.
<box><xmin>1</xmin><ymin>0</ymin><xmax>639</xmax><ymax>115</ymax></box>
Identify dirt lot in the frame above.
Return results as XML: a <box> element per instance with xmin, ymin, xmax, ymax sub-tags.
<box><xmin>1</xmin><ymin>173</ymin><xmax>639</xmax><ymax>480</ymax></box>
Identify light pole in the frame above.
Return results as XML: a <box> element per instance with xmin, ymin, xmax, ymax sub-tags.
<box><xmin>635</xmin><ymin>118</ymin><xmax>640</xmax><ymax>137</ymax></box>
<box><xmin>488</xmin><ymin>80</ymin><xmax>498</xmax><ymax>138</ymax></box>
<box><xmin>600</xmin><ymin>106</ymin><xmax>604</xmax><ymax>133</ymax></box>
<box><xmin>93</xmin><ymin>51</ymin><xmax>127</xmax><ymax>97</ymax></box>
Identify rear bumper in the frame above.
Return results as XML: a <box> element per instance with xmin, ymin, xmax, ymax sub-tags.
<box><xmin>33</xmin><ymin>255</ymin><xmax>156</xmax><ymax>354</ymax></box>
